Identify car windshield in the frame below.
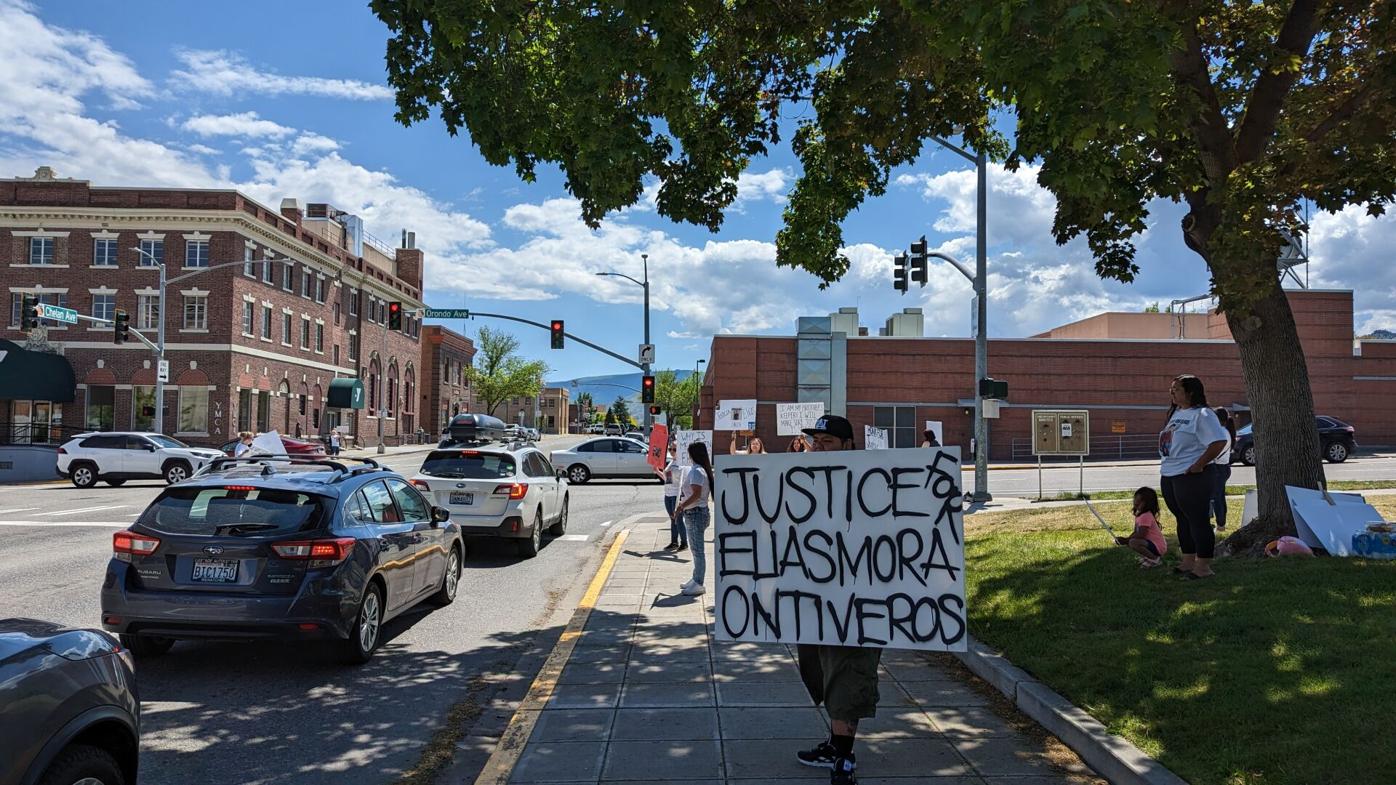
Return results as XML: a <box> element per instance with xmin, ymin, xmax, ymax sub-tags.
<box><xmin>420</xmin><ymin>450</ymin><xmax>516</xmax><ymax>479</ymax></box>
<box><xmin>139</xmin><ymin>486</ymin><xmax>327</xmax><ymax>536</ymax></box>
<box><xmin>1237</xmin><ymin>424</ymin><xmax>1252</xmax><ymax>435</ymax></box>
<box><xmin>148</xmin><ymin>435</ymin><xmax>189</xmax><ymax>449</ymax></box>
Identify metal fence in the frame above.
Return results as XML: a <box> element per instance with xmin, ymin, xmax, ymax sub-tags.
<box><xmin>0</xmin><ymin>421</ymin><xmax>87</xmax><ymax>446</ymax></box>
<box><xmin>1010</xmin><ymin>433</ymin><xmax>1159</xmax><ymax>462</ymax></box>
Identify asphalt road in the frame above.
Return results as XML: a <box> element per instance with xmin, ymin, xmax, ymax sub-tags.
<box><xmin>0</xmin><ymin>436</ymin><xmax>668</xmax><ymax>785</ymax></box>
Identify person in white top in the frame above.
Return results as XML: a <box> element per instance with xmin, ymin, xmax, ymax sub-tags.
<box><xmin>670</xmin><ymin>441</ymin><xmax>713</xmax><ymax>596</ymax></box>
<box><xmin>233</xmin><ymin>431</ymin><xmax>254</xmax><ymax>457</ymax></box>
<box><xmin>660</xmin><ymin>444</ymin><xmax>688</xmax><ymax>552</ymax></box>
<box><xmin>1158</xmin><ymin>375</ymin><xmax>1230</xmax><ymax>579</ymax></box>
<box><xmin>1210</xmin><ymin>408</ymin><xmax>1235</xmax><ymax>531</ymax></box>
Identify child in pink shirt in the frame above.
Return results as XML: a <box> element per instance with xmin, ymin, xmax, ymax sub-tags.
<box><xmin>1117</xmin><ymin>486</ymin><xmax>1168</xmax><ymax>568</ymax></box>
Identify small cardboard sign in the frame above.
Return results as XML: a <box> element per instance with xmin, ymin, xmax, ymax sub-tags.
<box><xmin>716</xmin><ymin>399</ymin><xmax>757</xmax><ymax>431</ymax></box>
<box><xmin>675</xmin><ymin>429</ymin><xmax>713</xmax><ymax>467</ymax></box>
<box><xmin>646</xmin><ymin>424</ymin><xmax>669</xmax><ymax>473</ymax></box>
<box><xmin>777</xmin><ymin>402</ymin><xmax>825</xmax><ymax>436</ymax></box>
<box><xmin>864</xmin><ymin>425</ymin><xmax>888</xmax><ymax>450</ymax></box>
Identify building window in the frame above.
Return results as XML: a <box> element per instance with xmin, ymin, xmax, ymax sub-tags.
<box><xmin>185</xmin><ymin>240</ymin><xmax>209</xmax><ymax>267</ymax></box>
<box><xmin>315</xmin><ymin>277</ymin><xmax>325</xmax><ymax>304</ymax></box>
<box><xmin>86</xmin><ymin>385</ymin><xmax>115</xmax><ymax>431</ymax></box>
<box><xmin>261</xmin><ymin>305</ymin><xmax>273</xmax><ymax>340</ymax></box>
<box><xmin>182</xmin><ymin>295</ymin><xmax>207</xmax><ymax>329</ymax></box>
<box><xmin>178</xmin><ymin>386</ymin><xmax>209</xmax><ymax>433</ymax></box>
<box><xmin>137</xmin><ymin>294</ymin><xmax>159</xmax><ymax>330</ymax></box>
<box><xmin>94</xmin><ymin>239</ymin><xmax>117</xmax><ymax>267</ymax></box>
<box><xmin>315</xmin><ymin>323</ymin><xmax>324</xmax><ymax>353</ymax></box>
<box><xmin>138</xmin><ymin>239</ymin><xmax>162</xmax><ymax>267</ymax></box>
<box><xmin>238</xmin><ymin>388</ymin><xmax>252</xmax><ymax>432</ymax></box>
<box><xmin>333</xmin><ymin>302</ymin><xmax>341</xmax><ymax>325</ymax></box>
<box><xmin>243</xmin><ymin>245</ymin><xmax>255</xmax><ymax>277</ymax></box>
<box><xmin>133</xmin><ymin>385</ymin><xmax>156</xmax><ymax>431</ymax></box>
<box><xmin>29</xmin><ymin>237</ymin><xmax>55</xmax><ymax>265</ymax></box>
<box><xmin>301</xmin><ymin>317</ymin><xmax>311</xmax><ymax>349</ymax></box>
<box><xmin>873</xmin><ymin>406</ymin><xmax>917</xmax><ymax>449</ymax></box>
<box><xmin>348</xmin><ymin>288</ymin><xmax>358</xmax><ymax>316</ymax></box>
<box><xmin>256</xmin><ymin>390</ymin><xmax>270</xmax><ymax>432</ymax></box>
<box><xmin>282</xmin><ymin>312</ymin><xmax>293</xmax><ymax>344</ymax></box>
<box><xmin>283</xmin><ymin>263</ymin><xmax>295</xmax><ymax>291</ymax></box>
<box><xmin>333</xmin><ymin>344</ymin><xmax>340</xmax><ymax>365</ymax></box>
<box><xmin>388</xmin><ymin>377</ymin><xmax>398</xmax><ymax>418</ymax></box>
<box><xmin>302</xmin><ymin>270</ymin><xmax>313</xmax><ymax>299</ymax></box>
<box><xmin>298</xmin><ymin>394</ymin><xmax>307</xmax><ymax>416</ymax></box>
<box><xmin>348</xmin><ymin>333</ymin><xmax>357</xmax><ymax>361</ymax></box>
<box><xmin>262</xmin><ymin>253</ymin><xmax>275</xmax><ymax>284</ymax></box>
<box><xmin>91</xmin><ymin>294</ymin><xmax>115</xmax><ymax>323</ymax></box>
<box><xmin>242</xmin><ymin>301</ymin><xmax>254</xmax><ymax>335</ymax></box>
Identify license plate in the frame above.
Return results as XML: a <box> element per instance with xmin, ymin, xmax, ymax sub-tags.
<box><xmin>191</xmin><ymin>559</ymin><xmax>239</xmax><ymax>583</ymax></box>
<box><xmin>449</xmin><ymin>492</ymin><xmax>474</xmax><ymax>505</ymax></box>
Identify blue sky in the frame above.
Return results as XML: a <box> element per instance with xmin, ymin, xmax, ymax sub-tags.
<box><xmin>4</xmin><ymin>0</ymin><xmax>1393</xmax><ymax>380</ymax></box>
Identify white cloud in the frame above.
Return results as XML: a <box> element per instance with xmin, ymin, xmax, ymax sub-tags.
<box><xmin>182</xmin><ymin>111</ymin><xmax>293</xmax><ymax>138</ymax></box>
<box><xmin>187</xmin><ymin>143</ymin><xmax>220</xmax><ymax>155</ymax></box>
<box><xmin>732</xmin><ymin>167</ymin><xmax>790</xmax><ymax>209</ymax></box>
<box><xmin>291</xmin><ymin>133</ymin><xmax>340</xmax><ymax>155</ymax></box>
<box><xmin>170</xmin><ymin>49</ymin><xmax>394</xmax><ymax>100</ymax></box>
<box><xmin>1309</xmin><ymin>204</ymin><xmax>1396</xmax><ymax>332</ymax></box>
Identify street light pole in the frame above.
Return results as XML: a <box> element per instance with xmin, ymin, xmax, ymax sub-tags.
<box><xmin>693</xmin><ymin>359</ymin><xmax>705</xmax><ymax>429</ymax></box>
<box><xmin>972</xmin><ymin>148</ymin><xmax>990</xmax><ymax>502</ymax></box>
<box><xmin>595</xmin><ymin>253</ymin><xmax>653</xmax><ymax>432</ymax></box>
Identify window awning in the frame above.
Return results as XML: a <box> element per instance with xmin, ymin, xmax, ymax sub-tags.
<box><xmin>326</xmin><ymin>377</ymin><xmax>365</xmax><ymax>409</ymax></box>
<box><xmin>0</xmin><ymin>340</ymin><xmax>75</xmax><ymax>402</ymax></box>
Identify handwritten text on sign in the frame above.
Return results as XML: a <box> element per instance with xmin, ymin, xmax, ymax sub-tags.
<box><xmin>776</xmin><ymin>402</ymin><xmax>825</xmax><ymax>436</ymax></box>
<box><xmin>713</xmin><ymin>448</ymin><xmax>967</xmax><ymax>651</ymax></box>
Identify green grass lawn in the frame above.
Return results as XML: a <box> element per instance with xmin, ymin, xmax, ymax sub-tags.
<box><xmin>1046</xmin><ymin>478</ymin><xmax>1396</xmax><ymax>502</ymax></box>
<box><xmin>965</xmin><ymin>498</ymin><xmax>1396</xmax><ymax>785</ymax></box>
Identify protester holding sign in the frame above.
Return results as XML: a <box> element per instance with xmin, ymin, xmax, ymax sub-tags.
<box><xmin>729</xmin><ymin>432</ymin><xmax>767</xmax><ymax>455</ymax></box>
<box><xmin>1159</xmin><ymin>375</ymin><xmax>1229</xmax><ymax>579</ymax></box>
<box><xmin>662</xmin><ymin>444</ymin><xmax>688</xmax><ymax>552</ymax></box>
<box><xmin>671</xmin><ymin>441</ymin><xmax>714</xmax><ymax>596</ymax></box>
<box><xmin>786</xmin><ymin>434</ymin><xmax>810</xmax><ymax>453</ymax></box>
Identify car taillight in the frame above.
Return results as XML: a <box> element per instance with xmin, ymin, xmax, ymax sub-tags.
<box><xmin>412</xmin><ymin>479</ymin><xmax>431</xmax><ymax>491</ymax></box>
<box><xmin>113</xmin><ymin>530</ymin><xmax>160</xmax><ymax>562</ymax></box>
<box><xmin>272</xmin><ymin>537</ymin><xmax>356</xmax><ymax>566</ymax></box>
<box><xmin>494</xmin><ymin>483</ymin><xmax>528</xmax><ymax>500</ymax></box>
<box><xmin>57</xmin><ymin>447</ymin><xmax>67</xmax><ymax>455</ymax></box>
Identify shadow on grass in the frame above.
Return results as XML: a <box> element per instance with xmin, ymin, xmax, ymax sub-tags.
<box><xmin>965</xmin><ymin>512</ymin><xmax>1396</xmax><ymax>785</ymax></box>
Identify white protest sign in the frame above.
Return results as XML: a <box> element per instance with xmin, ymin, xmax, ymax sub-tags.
<box><xmin>715</xmin><ymin>399</ymin><xmax>757</xmax><ymax>431</ymax></box>
<box><xmin>249</xmin><ymin>430</ymin><xmax>288</xmax><ymax>457</ymax></box>
<box><xmin>923</xmin><ymin>420</ymin><xmax>943</xmax><ymax>446</ymax></box>
<box><xmin>864</xmin><ymin>425</ymin><xmax>888</xmax><ymax>450</ymax></box>
<box><xmin>1286</xmin><ymin>485</ymin><xmax>1378</xmax><ymax>556</ymax></box>
<box><xmin>713</xmin><ymin>448</ymin><xmax>967</xmax><ymax>652</ymax></box>
<box><xmin>675</xmin><ymin>429</ymin><xmax>713</xmax><ymax>467</ymax></box>
<box><xmin>776</xmin><ymin>402</ymin><xmax>825</xmax><ymax>436</ymax></box>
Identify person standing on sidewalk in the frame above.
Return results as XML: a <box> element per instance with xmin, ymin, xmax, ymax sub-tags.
<box><xmin>1159</xmin><ymin>375</ymin><xmax>1229</xmax><ymax>579</ymax></box>
<box><xmin>794</xmin><ymin>414</ymin><xmax>878</xmax><ymax>785</ymax></box>
<box><xmin>1210</xmin><ymin>407</ymin><xmax>1235</xmax><ymax>530</ymax></box>
<box><xmin>671</xmin><ymin>441</ymin><xmax>713</xmax><ymax>596</ymax></box>
<box><xmin>661</xmin><ymin>443</ymin><xmax>688</xmax><ymax>552</ymax></box>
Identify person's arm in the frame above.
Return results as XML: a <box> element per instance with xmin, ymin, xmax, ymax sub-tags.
<box><xmin>1189</xmin><ymin>440</ymin><xmax>1227</xmax><ymax>472</ymax></box>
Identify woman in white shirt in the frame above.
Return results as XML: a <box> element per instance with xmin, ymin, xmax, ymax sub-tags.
<box><xmin>661</xmin><ymin>444</ymin><xmax>688</xmax><ymax>552</ymax></box>
<box><xmin>670</xmin><ymin>441</ymin><xmax>714</xmax><ymax>596</ymax></box>
<box><xmin>1158</xmin><ymin>375</ymin><xmax>1230</xmax><ymax>579</ymax></box>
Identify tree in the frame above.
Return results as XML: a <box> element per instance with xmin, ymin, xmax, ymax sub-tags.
<box><xmin>465</xmin><ymin>327</ymin><xmax>549</xmax><ymax>418</ymax></box>
<box><xmin>653</xmin><ymin>370</ymin><xmax>700</xmax><ymax>428</ymax></box>
<box><xmin>1143</xmin><ymin>303</ymin><xmax>1161</xmax><ymax>314</ymax></box>
<box><xmin>376</xmin><ymin>1</ymin><xmax>1396</xmax><ymax>550</ymax></box>
<box><xmin>608</xmin><ymin>396</ymin><xmax>633</xmax><ymax>428</ymax></box>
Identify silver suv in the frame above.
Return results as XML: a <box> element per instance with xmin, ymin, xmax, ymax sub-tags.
<box><xmin>57</xmin><ymin>432</ymin><xmax>225</xmax><ymax>487</ymax></box>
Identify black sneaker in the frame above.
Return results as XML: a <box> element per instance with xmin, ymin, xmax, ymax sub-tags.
<box><xmin>830</xmin><ymin>755</ymin><xmax>857</xmax><ymax>784</ymax></box>
<box><xmin>796</xmin><ymin>741</ymin><xmax>837</xmax><ymax>769</ymax></box>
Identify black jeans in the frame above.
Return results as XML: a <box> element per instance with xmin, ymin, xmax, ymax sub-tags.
<box><xmin>1210</xmin><ymin>462</ymin><xmax>1232</xmax><ymax>527</ymax></box>
<box><xmin>1162</xmin><ymin>467</ymin><xmax>1216</xmax><ymax>559</ymax></box>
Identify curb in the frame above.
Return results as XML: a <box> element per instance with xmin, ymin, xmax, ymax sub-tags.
<box><xmin>955</xmin><ymin>635</ymin><xmax>1188</xmax><ymax>785</ymax></box>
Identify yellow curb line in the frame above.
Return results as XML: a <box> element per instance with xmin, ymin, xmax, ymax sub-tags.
<box><xmin>473</xmin><ymin>527</ymin><xmax>630</xmax><ymax>785</ymax></box>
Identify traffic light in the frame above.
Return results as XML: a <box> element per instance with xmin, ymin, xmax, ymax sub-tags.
<box><xmin>113</xmin><ymin>309</ymin><xmax>130</xmax><ymax>344</ymax></box>
<box><xmin>909</xmin><ymin>235</ymin><xmax>929</xmax><ymax>285</ymax></box>
<box><xmin>892</xmin><ymin>252</ymin><xmax>909</xmax><ymax>293</ymax></box>
<box><xmin>20</xmin><ymin>296</ymin><xmax>39</xmax><ymax>329</ymax></box>
<box><xmin>387</xmin><ymin>301</ymin><xmax>402</xmax><ymax>331</ymax></box>
<box><xmin>550</xmin><ymin>320</ymin><xmax>565</xmax><ymax>349</ymax></box>
<box><xmin>978</xmin><ymin>377</ymin><xmax>1009</xmax><ymax>400</ymax></box>
<box><xmin>648</xmin><ymin>405</ymin><xmax>661</xmax><ymax>416</ymax></box>
<box><xmin>641</xmin><ymin>374</ymin><xmax>655</xmax><ymax>403</ymax></box>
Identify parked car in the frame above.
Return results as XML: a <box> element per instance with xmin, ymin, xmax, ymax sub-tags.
<box><xmin>1</xmin><ymin>618</ymin><xmax>139</xmax><ymax>785</ymax></box>
<box><xmin>550</xmin><ymin>437</ymin><xmax>659</xmax><ymax>484</ymax></box>
<box><xmin>525</xmin><ymin>427</ymin><xmax>541</xmax><ymax>442</ymax></box>
<box><xmin>100</xmin><ymin>455</ymin><xmax>464</xmax><ymax>664</ymax></box>
<box><xmin>1233</xmin><ymin>415</ymin><xmax>1357</xmax><ymax>466</ymax></box>
<box><xmin>603</xmin><ymin>424</ymin><xmax>622</xmax><ymax>436</ymax></box>
<box><xmin>57</xmin><ymin>432</ymin><xmax>226</xmax><ymax>488</ymax></box>
<box><xmin>586</xmin><ymin>424</ymin><xmax>605</xmax><ymax>435</ymax></box>
<box><xmin>623</xmin><ymin>430</ymin><xmax>646</xmax><ymax>442</ymax></box>
<box><xmin>440</xmin><ymin>413</ymin><xmax>508</xmax><ymax>447</ymax></box>
<box><xmin>411</xmin><ymin>444</ymin><xmax>568</xmax><ymax>558</ymax></box>
<box><xmin>218</xmin><ymin>435</ymin><xmax>326</xmax><ymax>458</ymax></box>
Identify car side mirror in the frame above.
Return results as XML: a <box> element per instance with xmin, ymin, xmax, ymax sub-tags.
<box><xmin>431</xmin><ymin>506</ymin><xmax>450</xmax><ymax>523</ymax></box>
<box><xmin>144</xmin><ymin>444</ymin><xmax>156</xmax><ymax>451</ymax></box>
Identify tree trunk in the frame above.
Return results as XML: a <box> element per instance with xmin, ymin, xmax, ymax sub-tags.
<box><xmin>1220</xmin><ymin>277</ymin><xmax>1327</xmax><ymax>555</ymax></box>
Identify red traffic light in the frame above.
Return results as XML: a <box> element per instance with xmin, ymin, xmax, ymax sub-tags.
<box><xmin>550</xmin><ymin>320</ymin><xmax>565</xmax><ymax>349</ymax></box>
<box><xmin>641</xmin><ymin>375</ymin><xmax>655</xmax><ymax>403</ymax></box>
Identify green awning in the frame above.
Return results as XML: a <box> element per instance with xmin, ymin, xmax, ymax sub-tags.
<box><xmin>0</xmin><ymin>340</ymin><xmax>75</xmax><ymax>402</ymax></box>
<box><xmin>326</xmin><ymin>377</ymin><xmax>366</xmax><ymax>409</ymax></box>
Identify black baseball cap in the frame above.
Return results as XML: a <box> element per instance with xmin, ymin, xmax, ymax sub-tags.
<box><xmin>803</xmin><ymin>414</ymin><xmax>854</xmax><ymax>442</ymax></box>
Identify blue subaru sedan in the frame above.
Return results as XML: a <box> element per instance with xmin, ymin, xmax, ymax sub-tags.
<box><xmin>100</xmin><ymin>456</ymin><xmax>463</xmax><ymax>664</ymax></box>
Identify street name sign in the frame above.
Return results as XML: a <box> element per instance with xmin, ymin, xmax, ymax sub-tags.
<box><xmin>37</xmin><ymin>303</ymin><xmax>78</xmax><ymax>324</ymax></box>
<box><xmin>424</xmin><ymin>308</ymin><xmax>472</xmax><ymax>319</ymax></box>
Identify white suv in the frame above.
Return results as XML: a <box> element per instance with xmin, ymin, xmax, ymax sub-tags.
<box><xmin>57</xmin><ymin>432</ymin><xmax>227</xmax><ymax>488</ymax></box>
<box><xmin>411</xmin><ymin>444</ymin><xmax>568</xmax><ymax>558</ymax></box>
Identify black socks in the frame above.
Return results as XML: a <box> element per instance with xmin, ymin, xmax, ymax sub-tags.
<box><xmin>831</xmin><ymin>734</ymin><xmax>855</xmax><ymax>758</ymax></box>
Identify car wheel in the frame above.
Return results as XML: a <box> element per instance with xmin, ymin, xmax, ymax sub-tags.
<box><xmin>567</xmin><ymin>464</ymin><xmax>591</xmax><ymax>484</ymax></box>
<box><xmin>105</xmin><ymin>479</ymin><xmax>127</xmax><ymax>487</ymax></box>
<box><xmin>432</xmin><ymin>544</ymin><xmax>462</xmax><ymax>606</ymax></box>
<box><xmin>342</xmin><ymin>582</ymin><xmax>384</xmax><ymax>664</ymax></box>
<box><xmin>1326</xmin><ymin>441</ymin><xmax>1349</xmax><ymax>463</ymax></box>
<box><xmin>70</xmin><ymin>463</ymin><xmax>98</xmax><ymax>488</ymax></box>
<box><xmin>518</xmin><ymin>509</ymin><xmax>543</xmax><ymax>558</ymax></box>
<box><xmin>162</xmin><ymin>460</ymin><xmax>192</xmax><ymax>485</ymax></box>
<box><xmin>1242</xmin><ymin>445</ymin><xmax>1256</xmax><ymax>466</ymax></box>
<box><xmin>549</xmin><ymin>495</ymin><xmax>569</xmax><ymax>536</ymax></box>
<box><xmin>119</xmin><ymin>633</ymin><xmax>174</xmax><ymax>658</ymax></box>
<box><xmin>36</xmin><ymin>743</ymin><xmax>126</xmax><ymax>785</ymax></box>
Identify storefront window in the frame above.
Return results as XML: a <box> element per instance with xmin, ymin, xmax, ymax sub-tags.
<box><xmin>178</xmin><ymin>386</ymin><xmax>209</xmax><ymax>434</ymax></box>
<box><xmin>86</xmin><ymin>386</ymin><xmax>115</xmax><ymax>431</ymax></box>
<box><xmin>238</xmin><ymin>389</ymin><xmax>252</xmax><ymax>432</ymax></box>
<box><xmin>256</xmin><ymin>390</ymin><xmax>270</xmax><ymax>432</ymax></box>
<box><xmin>133</xmin><ymin>385</ymin><xmax>156</xmax><ymax>432</ymax></box>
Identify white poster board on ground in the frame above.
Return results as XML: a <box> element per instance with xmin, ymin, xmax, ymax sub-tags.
<box><xmin>713</xmin><ymin>448</ymin><xmax>967</xmax><ymax>652</ymax></box>
<box><xmin>923</xmin><ymin>420</ymin><xmax>944</xmax><ymax>447</ymax></box>
<box><xmin>864</xmin><ymin>425</ymin><xmax>888</xmax><ymax>450</ymax></box>
<box><xmin>715</xmin><ymin>399</ymin><xmax>757</xmax><ymax>431</ymax></box>
<box><xmin>777</xmin><ymin>402</ymin><xmax>825</xmax><ymax>436</ymax></box>
<box><xmin>675</xmin><ymin>430</ymin><xmax>713</xmax><ymax>467</ymax></box>
<box><xmin>1286</xmin><ymin>486</ymin><xmax>1377</xmax><ymax>556</ymax></box>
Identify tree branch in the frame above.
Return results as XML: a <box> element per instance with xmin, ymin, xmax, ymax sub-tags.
<box><xmin>1234</xmin><ymin>0</ymin><xmax>1325</xmax><ymax>163</ymax></box>
<box><xmin>1304</xmin><ymin>79</ymin><xmax>1381</xmax><ymax>142</ymax></box>
<box><xmin>1168</xmin><ymin>15</ymin><xmax>1237</xmax><ymax>181</ymax></box>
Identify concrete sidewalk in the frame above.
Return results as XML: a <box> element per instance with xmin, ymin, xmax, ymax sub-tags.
<box><xmin>501</xmin><ymin>514</ymin><xmax>1102</xmax><ymax>785</ymax></box>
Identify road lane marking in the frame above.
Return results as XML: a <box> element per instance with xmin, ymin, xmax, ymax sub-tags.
<box><xmin>474</xmin><ymin>527</ymin><xmax>629</xmax><ymax>785</ymax></box>
<box><xmin>600</xmin><ymin>520</ymin><xmax>612</xmax><ymax>526</ymax></box>
<box><xmin>0</xmin><ymin>520</ymin><xmax>129</xmax><ymax>527</ymax></box>
<box><xmin>556</xmin><ymin>534</ymin><xmax>589</xmax><ymax>542</ymax></box>
<box><xmin>35</xmin><ymin>505</ymin><xmax>131</xmax><ymax>517</ymax></box>
<box><xmin>0</xmin><ymin>508</ymin><xmax>39</xmax><ymax>515</ymax></box>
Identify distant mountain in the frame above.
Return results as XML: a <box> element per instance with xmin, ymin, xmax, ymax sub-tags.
<box><xmin>1360</xmin><ymin>329</ymin><xmax>1396</xmax><ymax>340</ymax></box>
<box><xmin>546</xmin><ymin>370</ymin><xmax>694</xmax><ymax>407</ymax></box>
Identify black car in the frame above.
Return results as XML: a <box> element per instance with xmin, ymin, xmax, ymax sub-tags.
<box><xmin>440</xmin><ymin>413</ymin><xmax>508</xmax><ymax>447</ymax></box>
<box><xmin>1233</xmin><ymin>416</ymin><xmax>1358</xmax><ymax>465</ymax></box>
<box><xmin>1</xmin><ymin>618</ymin><xmax>139</xmax><ymax>785</ymax></box>
<box><xmin>100</xmin><ymin>456</ymin><xmax>464</xmax><ymax>664</ymax></box>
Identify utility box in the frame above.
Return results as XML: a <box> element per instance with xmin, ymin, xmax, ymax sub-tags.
<box><xmin>1031</xmin><ymin>409</ymin><xmax>1091</xmax><ymax>456</ymax></box>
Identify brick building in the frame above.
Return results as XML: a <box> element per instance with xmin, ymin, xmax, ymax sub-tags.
<box><xmin>1</xmin><ymin>168</ymin><xmax>428</xmax><ymax>448</ymax></box>
<box><xmin>420</xmin><ymin>325</ymin><xmax>478</xmax><ymax>434</ymax></box>
<box><xmin>697</xmin><ymin>289</ymin><xmax>1396</xmax><ymax>458</ymax></box>
<box><xmin>494</xmin><ymin>387</ymin><xmax>572</xmax><ymax>434</ymax></box>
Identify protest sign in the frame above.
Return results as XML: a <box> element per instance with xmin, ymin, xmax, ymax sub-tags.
<box><xmin>675</xmin><ymin>429</ymin><xmax>712</xmax><ymax>467</ymax></box>
<box><xmin>715</xmin><ymin>399</ymin><xmax>757</xmax><ymax>431</ymax></box>
<box><xmin>713</xmin><ymin>448</ymin><xmax>967</xmax><ymax>652</ymax></box>
<box><xmin>646</xmin><ymin>424</ymin><xmax>669</xmax><ymax>473</ymax></box>
<box><xmin>864</xmin><ymin>425</ymin><xmax>888</xmax><ymax>450</ymax></box>
<box><xmin>776</xmin><ymin>402</ymin><xmax>825</xmax><ymax>436</ymax></box>
<box><xmin>250</xmin><ymin>430</ymin><xmax>288</xmax><ymax>456</ymax></box>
